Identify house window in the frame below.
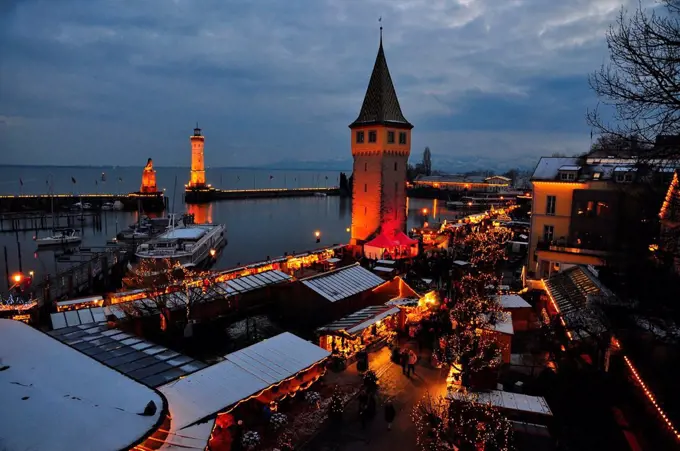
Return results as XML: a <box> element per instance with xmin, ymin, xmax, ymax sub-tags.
<box><xmin>543</xmin><ymin>225</ymin><xmax>554</xmax><ymax>243</ymax></box>
<box><xmin>560</xmin><ymin>172</ymin><xmax>575</xmax><ymax>181</ymax></box>
<box><xmin>625</xmin><ymin>173</ymin><xmax>633</xmax><ymax>182</ymax></box>
<box><xmin>546</xmin><ymin>195</ymin><xmax>556</xmax><ymax>216</ymax></box>
<box><xmin>394</xmin><ymin>162</ymin><xmax>398</xmax><ymax>171</ymax></box>
<box><xmin>387</xmin><ymin>131</ymin><xmax>395</xmax><ymax>144</ymax></box>
<box><xmin>356</xmin><ymin>131</ymin><xmax>365</xmax><ymax>143</ymax></box>
<box><xmin>364</xmin><ymin>183</ymin><xmax>367</xmax><ymax>193</ymax></box>
<box><xmin>368</xmin><ymin>131</ymin><xmax>377</xmax><ymax>143</ymax></box>
<box><xmin>616</xmin><ymin>172</ymin><xmax>634</xmax><ymax>183</ymax></box>
<box><xmin>399</xmin><ymin>132</ymin><xmax>407</xmax><ymax>145</ymax></box>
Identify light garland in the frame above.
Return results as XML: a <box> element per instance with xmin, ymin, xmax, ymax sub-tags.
<box><xmin>659</xmin><ymin>170</ymin><xmax>678</xmax><ymax>219</ymax></box>
<box><xmin>624</xmin><ymin>356</ymin><xmax>680</xmax><ymax>441</ymax></box>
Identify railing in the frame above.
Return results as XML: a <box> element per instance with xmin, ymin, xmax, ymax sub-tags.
<box><xmin>536</xmin><ymin>239</ymin><xmax>610</xmax><ymax>256</ymax></box>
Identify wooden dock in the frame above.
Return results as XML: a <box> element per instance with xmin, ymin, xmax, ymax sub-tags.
<box><xmin>185</xmin><ymin>186</ymin><xmax>341</xmax><ymax>203</ymax></box>
<box><xmin>0</xmin><ymin>211</ymin><xmax>102</xmax><ymax>233</ymax></box>
<box><xmin>0</xmin><ymin>192</ymin><xmax>167</xmax><ymax>213</ymax></box>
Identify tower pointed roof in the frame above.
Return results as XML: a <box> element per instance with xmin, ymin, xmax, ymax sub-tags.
<box><xmin>349</xmin><ymin>35</ymin><xmax>413</xmax><ymax>130</ymax></box>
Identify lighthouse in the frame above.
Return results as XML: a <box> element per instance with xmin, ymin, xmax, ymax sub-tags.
<box><xmin>188</xmin><ymin>125</ymin><xmax>206</xmax><ymax>188</ymax></box>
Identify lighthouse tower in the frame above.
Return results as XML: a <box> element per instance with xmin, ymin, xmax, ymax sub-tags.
<box><xmin>189</xmin><ymin>125</ymin><xmax>206</xmax><ymax>188</ymax></box>
<box><xmin>349</xmin><ymin>29</ymin><xmax>413</xmax><ymax>246</ymax></box>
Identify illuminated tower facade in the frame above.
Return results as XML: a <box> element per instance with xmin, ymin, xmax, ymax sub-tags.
<box><xmin>189</xmin><ymin>125</ymin><xmax>206</xmax><ymax>188</ymax></box>
<box><xmin>350</xmin><ymin>31</ymin><xmax>413</xmax><ymax>245</ymax></box>
<box><xmin>140</xmin><ymin>158</ymin><xmax>158</xmax><ymax>193</ymax></box>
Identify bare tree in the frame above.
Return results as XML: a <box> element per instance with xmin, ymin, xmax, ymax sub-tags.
<box><xmin>119</xmin><ymin>259</ymin><xmax>222</xmax><ymax>334</ymax></box>
<box><xmin>588</xmin><ymin>1</ymin><xmax>680</xmax><ymax>156</ymax></box>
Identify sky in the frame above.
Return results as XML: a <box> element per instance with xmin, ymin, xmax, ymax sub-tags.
<box><xmin>0</xmin><ymin>0</ymin><xmax>648</xmax><ymax>171</ymax></box>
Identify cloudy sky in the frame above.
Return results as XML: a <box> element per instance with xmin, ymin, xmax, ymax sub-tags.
<box><xmin>0</xmin><ymin>0</ymin><xmax>646</xmax><ymax>170</ymax></box>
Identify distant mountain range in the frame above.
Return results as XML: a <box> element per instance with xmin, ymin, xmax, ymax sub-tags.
<box><xmin>252</xmin><ymin>154</ymin><xmax>537</xmax><ymax>174</ymax></box>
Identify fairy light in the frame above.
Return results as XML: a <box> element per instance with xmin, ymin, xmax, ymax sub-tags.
<box><xmin>624</xmin><ymin>356</ymin><xmax>680</xmax><ymax>441</ymax></box>
<box><xmin>659</xmin><ymin>171</ymin><xmax>678</xmax><ymax>219</ymax></box>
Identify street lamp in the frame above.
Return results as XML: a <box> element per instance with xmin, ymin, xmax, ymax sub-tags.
<box><xmin>422</xmin><ymin>208</ymin><xmax>428</xmax><ymax>215</ymax></box>
<box><xmin>315</xmin><ymin>230</ymin><xmax>321</xmax><ymax>243</ymax></box>
<box><xmin>209</xmin><ymin>248</ymin><xmax>217</xmax><ymax>257</ymax></box>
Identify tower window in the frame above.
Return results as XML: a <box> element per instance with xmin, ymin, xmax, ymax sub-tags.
<box><xmin>364</xmin><ymin>206</ymin><xmax>367</xmax><ymax>214</ymax></box>
<box><xmin>399</xmin><ymin>132</ymin><xmax>407</xmax><ymax>145</ymax></box>
<box><xmin>395</xmin><ymin>182</ymin><xmax>398</xmax><ymax>192</ymax></box>
<box><xmin>387</xmin><ymin>131</ymin><xmax>395</xmax><ymax>144</ymax></box>
<box><xmin>394</xmin><ymin>162</ymin><xmax>398</xmax><ymax>171</ymax></box>
<box><xmin>368</xmin><ymin>131</ymin><xmax>377</xmax><ymax>143</ymax></box>
<box><xmin>364</xmin><ymin>162</ymin><xmax>368</xmax><ymax>171</ymax></box>
<box><xmin>356</xmin><ymin>131</ymin><xmax>365</xmax><ymax>143</ymax></box>
<box><xmin>364</xmin><ymin>184</ymin><xmax>367</xmax><ymax>192</ymax></box>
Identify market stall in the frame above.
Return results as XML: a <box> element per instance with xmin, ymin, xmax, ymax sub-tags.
<box><xmin>363</xmin><ymin>232</ymin><xmax>418</xmax><ymax>260</ymax></box>
<box><xmin>316</xmin><ymin>304</ymin><xmax>400</xmax><ymax>361</ymax></box>
<box><xmin>387</xmin><ymin>291</ymin><xmax>438</xmax><ymax>337</ymax></box>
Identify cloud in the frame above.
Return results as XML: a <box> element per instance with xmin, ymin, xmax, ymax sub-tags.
<box><xmin>0</xmin><ymin>0</ymin><xmax>642</xmax><ymax>168</ymax></box>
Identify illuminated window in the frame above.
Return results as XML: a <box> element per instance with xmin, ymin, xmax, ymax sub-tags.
<box><xmin>356</xmin><ymin>131</ymin><xmax>365</xmax><ymax>143</ymax></box>
<box><xmin>399</xmin><ymin>132</ymin><xmax>407</xmax><ymax>145</ymax></box>
<box><xmin>546</xmin><ymin>195</ymin><xmax>556</xmax><ymax>216</ymax></box>
<box><xmin>593</xmin><ymin>172</ymin><xmax>601</xmax><ymax>180</ymax></box>
<box><xmin>368</xmin><ymin>131</ymin><xmax>377</xmax><ymax>143</ymax></box>
<box><xmin>387</xmin><ymin>131</ymin><xmax>395</xmax><ymax>144</ymax></box>
<box><xmin>596</xmin><ymin>201</ymin><xmax>609</xmax><ymax>216</ymax></box>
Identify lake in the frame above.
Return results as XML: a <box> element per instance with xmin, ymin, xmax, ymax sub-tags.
<box><xmin>0</xmin><ymin>166</ymin><xmax>453</xmax><ymax>290</ymax></box>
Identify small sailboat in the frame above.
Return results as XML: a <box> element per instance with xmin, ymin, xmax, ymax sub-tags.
<box><xmin>35</xmin><ymin>229</ymin><xmax>82</xmax><ymax>247</ymax></box>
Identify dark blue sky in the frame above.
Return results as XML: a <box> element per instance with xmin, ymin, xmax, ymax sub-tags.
<box><xmin>0</xmin><ymin>0</ymin><xmax>638</xmax><ymax>169</ymax></box>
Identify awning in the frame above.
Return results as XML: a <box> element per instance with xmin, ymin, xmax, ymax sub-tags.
<box><xmin>365</xmin><ymin>233</ymin><xmax>398</xmax><ymax>249</ymax></box>
<box><xmin>393</xmin><ymin>231</ymin><xmax>418</xmax><ymax>246</ymax></box>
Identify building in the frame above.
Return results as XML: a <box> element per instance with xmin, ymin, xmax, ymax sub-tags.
<box><xmin>413</xmin><ymin>174</ymin><xmax>511</xmax><ymax>192</ymax></box>
<box><xmin>140</xmin><ymin>158</ymin><xmax>158</xmax><ymax>193</ymax></box>
<box><xmin>188</xmin><ymin>125</ymin><xmax>206</xmax><ymax>188</ymax></box>
<box><xmin>659</xmin><ymin>169</ymin><xmax>680</xmax><ymax>274</ymax></box>
<box><xmin>527</xmin><ymin>157</ymin><xmax>643</xmax><ymax>279</ymax></box>
<box><xmin>0</xmin><ymin>319</ymin><xmax>166</xmax><ymax>451</ymax></box>
<box><xmin>349</xmin><ymin>29</ymin><xmax>412</xmax><ymax>249</ymax></box>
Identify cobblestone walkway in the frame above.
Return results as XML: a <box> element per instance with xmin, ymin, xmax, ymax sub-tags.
<box><xmin>304</xmin><ymin>343</ymin><xmax>448</xmax><ymax>451</ymax></box>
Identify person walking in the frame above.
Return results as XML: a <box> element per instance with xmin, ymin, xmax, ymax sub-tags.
<box><xmin>407</xmin><ymin>349</ymin><xmax>417</xmax><ymax>377</ymax></box>
<box><xmin>384</xmin><ymin>400</ymin><xmax>396</xmax><ymax>431</ymax></box>
<box><xmin>400</xmin><ymin>349</ymin><xmax>408</xmax><ymax>375</ymax></box>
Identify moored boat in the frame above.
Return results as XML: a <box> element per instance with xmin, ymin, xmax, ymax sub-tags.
<box><xmin>35</xmin><ymin>229</ymin><xmax>82</xmax><ymax>247</ymax></box>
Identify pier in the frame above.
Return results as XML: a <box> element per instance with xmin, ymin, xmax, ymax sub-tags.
<box><xmin>185</xmin><ymin>186</ymin><xmax>341</xmax><ymax>203</ymax></box>
<box><xmin>0</xmin><ymin>192</ymin><xmax>167</xmax><ymax>213</ymax></box>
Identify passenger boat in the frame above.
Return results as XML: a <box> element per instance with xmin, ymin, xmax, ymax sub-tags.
<box><xmin>135</xmin><ymin>219</ymin><xmax>226</xmax><ymax>267</ymax></box>
<box><xmin>313</xmin><ymin>192</ymin><xmax>328</xmax><ymax>197</ymax></box>
<box><xmin>35</xmin><ymin>229</ymin><xmax>82</xmax><ymax>247</ymax></box>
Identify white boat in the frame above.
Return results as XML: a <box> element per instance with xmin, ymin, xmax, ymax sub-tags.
<box><xmin>101</xmin><ymin>202</ymin><xmax>114</xmax><ymax>210</ymax></box>
<box><xmin>313</xmin><ymin>192</ymin><xmax>328</xmax><ymax>197</ymax></box>
<box><xmin>135</xmin><ymin>219</ymin><xmax>226</xmax><ymax>267</ymax></box>
<box><xmin>35</xmin><ymin>229</ymin><xmax>82</xmax><ymax>247</ymax></box>
<box><xmin>71</xmin><ymin>202</ymin><xmax>92</xmax><ymax>210</ymax></box>
<box><xmin>113</xmin><ymin>200</ymin><xmax>124</xmax><ymax>210</ymax></box>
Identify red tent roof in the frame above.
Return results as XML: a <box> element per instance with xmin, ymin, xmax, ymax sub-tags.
<box><xmin>393</xmin><ymin>231</ymin><xmax>418</xmax><ymax>246</ymax></box>
<box><xmin>365</xmin><ymin>233</ymin><xmax>397</xmax><ymax>249</ymax></box>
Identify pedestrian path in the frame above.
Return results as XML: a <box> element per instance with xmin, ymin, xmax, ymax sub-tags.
<box><xmin>304</xmin><ymin>344</ymin><xmax>448</xmax><ymax>451</ymax></box>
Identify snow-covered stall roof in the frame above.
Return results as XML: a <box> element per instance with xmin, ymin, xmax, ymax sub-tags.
<box><xmin>159</xmin><ymin>332</ymin><xmax>330</xmax><ymax>431</ymax></box>
<box><xmin>483</xmin><ymin>313</ymin><xmax>514</xmax><ymax>335</ymax></box>
<box><xmin>317</xmin><ymin>305</ymin><xmax>401</xmax><ymax>336</ymax></box>
<box><xmin>301</xmin><ymin>263</ymin><xmax>385</xmax><ymax>302</ymax></box>
<box><xmin>0</xmin><ymin>319</ymin><xmax>163</xmax><ymax>451</ymax></box>
<box><xmin>49</xmin><ymin>323</ymin><xmax>207</xmax><ymax>387</ymax></box>
<box><xmin>449</xmin><ymin>390</ymin><xmax>552</xmax><ymax>416</ymax></box>
<box><xmin>214</xmin><ymin>269</ymin><xmax>292</xmax><ymax>296</ymax></box>
<box><xmin>497</xmin><ymin>294</ymin><xmax>532</xmax><ymax>309</ymax></box>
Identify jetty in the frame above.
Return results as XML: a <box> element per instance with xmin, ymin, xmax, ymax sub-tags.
<box><xmin>185</xmin><ymin>186</ymin><xmax>340</xmax><ymax>203</ymax></box>
<box><xmin>0</xmin><ymin>192</ymin><xmax>167</xmax><ymax>213</ymax></box>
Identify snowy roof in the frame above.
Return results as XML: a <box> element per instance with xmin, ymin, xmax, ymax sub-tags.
<box><xmin>214</xmin><ymin>270</ymin><xmax>292</xmax><ymax>296</ymax></box>
<box><xmin>376</xmin><ymin>259</ymin><xmax>396</xmax><ymax>265</ymax></box>
<box><xmin>450</xmin><ymin>390</ymin><xmax>552</xmax><ymax>416</ymax></box>
<box><xmin>386</xmin><ymin>297</ymin><xmax>420</xmax><ymax>307</ymax></box>
<box><xmin>301</xmin><ymin>263</ymin><xmax>385</xmax><ymax>302</ymax></box>
<box><xmin>159</xmin><ymin>419</ymin><xmax>215</xmax><ymax>451</ymax></box>
<box><xmin>0</xmin><ymin>319</ymin><xmax>163</xmax><ymax>451</ymax></box>
<box><xmin>373</xmin><ymin>266</ymin><xmax>395</xmax><ymax>273</ymax></box>
<box><xmin>483</xmin><ymin>313</ymin><xmax>514</xmax><ymax>335</ymax></box>
<box><xmin>497</xmin><ymin>294</ymin><xmax>531</xmax><ymax>309</ymax></box>
<box><xmin>49</xmin><ymin>323</ymin><xmax>207</xmax><ymax>387</ymax></box>
<box><xmin>317</xmin><ymin>305</ymin><xmax>401</xmax><ymax>336</ymax></box>
<box><xmin>158</xmin><ymin>227</ymin><xmax>209</xmax><ymax>240</ymax></box>
<box><xmin>326</xmin><ymin>257</ymin><xmax>341</xmax><ymax>263</ymax></box>
<box><xmin>56</xmin><ymin>295</ymin><xmax>103</xmax><ymax>307</ymax></box>
<box><xmin>453</xmin><ymin>260</ymin><xmax>471</xmax><ymax>266</ymax></box>
<box><xmin>559</xmin><ymin>165</ymin><xmax>581</xmax><ymax>171</ymax></box>
<box><xmin>159</xmin><ymin>332</ymin><xmax>329</xmax><ymax>431</ymax></box>
<box><xmin>532</xmin><ymin>157</ymin><xmax>579</xmax><ymax>180</ymax></box>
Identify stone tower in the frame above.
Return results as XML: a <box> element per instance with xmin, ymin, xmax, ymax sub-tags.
<box><xmin>349</xmin><ymin>31</ymin><xmax>413</xmax><ymax>245</ymax></box>
<box><xmin>189</xmin><ymin>125</ymin><xmax>206</xmax><ymax>188</ymax></box>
